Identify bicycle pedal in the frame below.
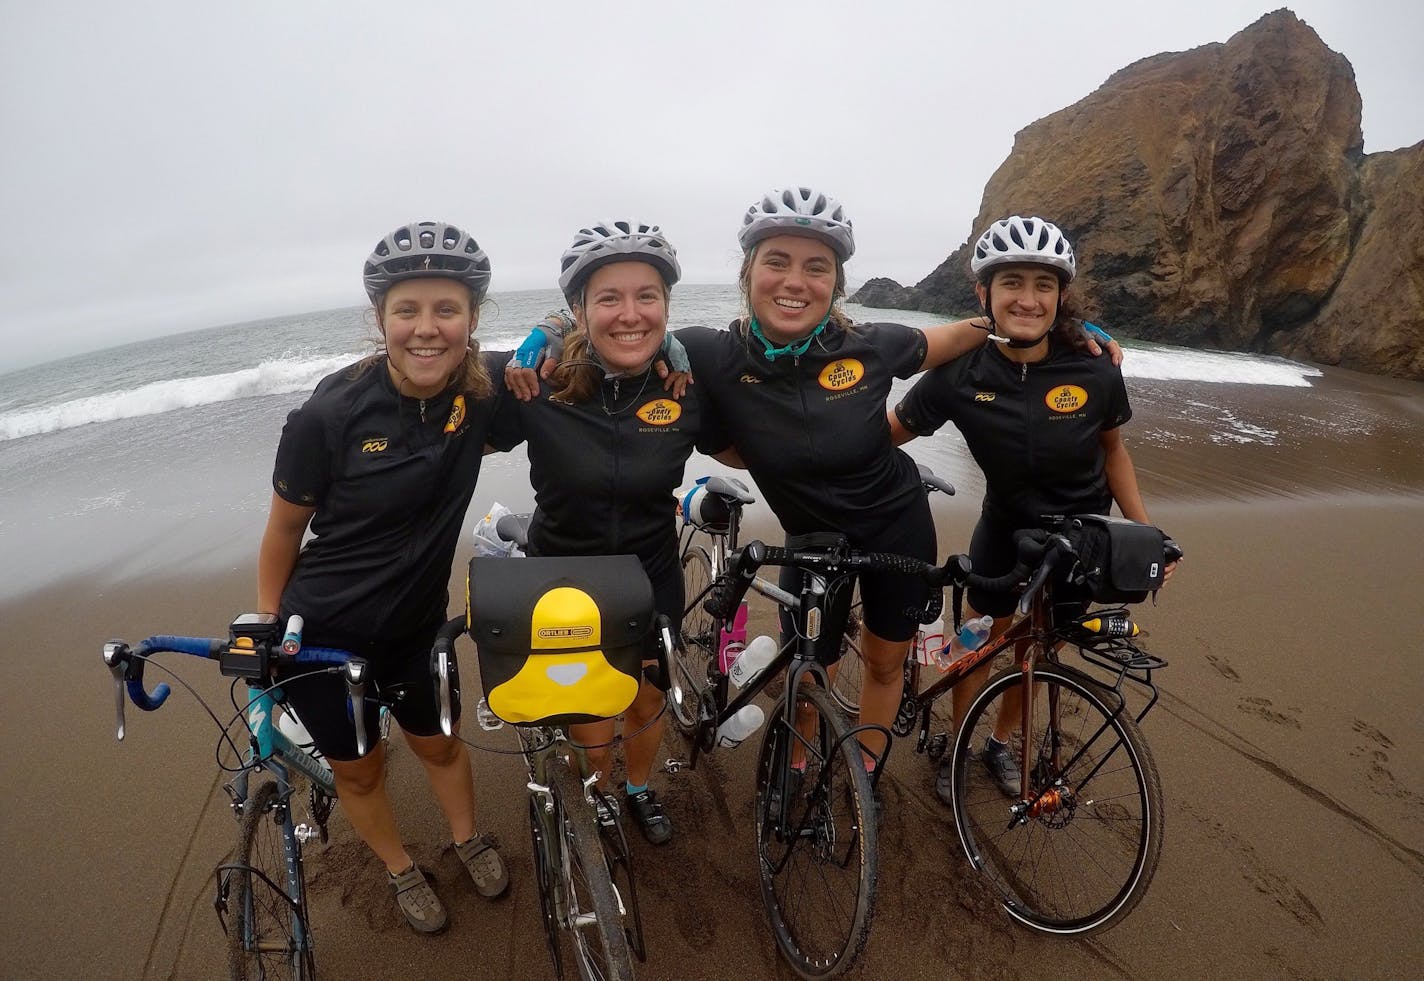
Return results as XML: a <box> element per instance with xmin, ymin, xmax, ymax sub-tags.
<box><xmin>662</xmin><ymin>758</ymin><xmax>685</xmax><ymax>773</ymax></box>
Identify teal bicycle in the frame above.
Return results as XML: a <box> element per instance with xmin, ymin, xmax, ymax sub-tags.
<box><xmin>104</xmin><ymin>613</ymin><xmax>378</xmax><ymax>980</ymax></box>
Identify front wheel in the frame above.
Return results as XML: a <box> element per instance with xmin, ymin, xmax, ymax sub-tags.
<box><xmin>225</xmin><ymin>780</ymin><xmax>315</xmax><ymax>980</ymax></box>
<box><xmin>950</xmin><ymin>662</ymin><xmax>1163</xmax><ymax>935</ymax></box>
<box><xmin>755</xmin><ymin>683</ymin><xmax>877</xmax><ymax>979</ymax></box>
<box><xmin>550</xmin><ymin>764</ymin><xmax>634</xmax><ymax>981</ymax></box>
<box><xmin>670</xmin><ymin>544</ymin><xmax>716</xmax><ymax>732</ymax></box>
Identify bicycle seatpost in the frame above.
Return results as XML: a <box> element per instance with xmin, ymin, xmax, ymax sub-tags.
<box><xmin>343</xmin><ymin>660</ymin><xmax>370</xmax><ymax>757</ymax></box>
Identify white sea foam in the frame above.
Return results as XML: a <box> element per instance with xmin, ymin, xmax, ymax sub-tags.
<box><xmin>0</xmin><ymin>353</ymin><xmax>360</xmax><ymax>441</ymax></box>
<box><xmin>1121</xmin><ymin>348</ymin><xmax>1321</xmax><ymax>387</ymax></box>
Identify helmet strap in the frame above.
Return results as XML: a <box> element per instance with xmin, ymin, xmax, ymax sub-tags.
<box><xmin>982</xmin><ymin>284</ymin><xmax>1057</xmax><ymax>349</ymax></box>
<box><xmin>749</xmin><ymin>314</ymin><xmax>829</xmax><ymax>361</ymax></box>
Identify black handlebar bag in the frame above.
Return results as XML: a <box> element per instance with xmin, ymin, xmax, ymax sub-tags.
<box><xmin>1068</xmin><ymin>514</ymin><xmax>1168</xmax><ymax>605</ymax></box>
<box><xmin>467</xmin><ymin>554</ymin><xmax>653</xmax><ymax>727</ymax></box>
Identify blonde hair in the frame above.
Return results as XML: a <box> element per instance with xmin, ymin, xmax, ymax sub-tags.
<box><xmin>550</xmin><ymin>282</ymin><xmax>671</xmax><ymax>404</ymax></box>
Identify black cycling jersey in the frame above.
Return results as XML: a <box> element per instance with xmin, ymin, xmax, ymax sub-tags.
<box><xmin>894</xmin><ymin>335</ymin><xmax>1131</xmax><ymax>528</ymax></box>
<box><xmin>678</xmin><ymin>321</ymin><xmax>928</xmax><ymax>538</ymax></box>
<box><xmin>272</xmin><ymin>351</ymin><xmax>514</xmax><ymax>649</ymax></box>
<box><xmin>490</xmin><ymin>366</ymin><xmax>723</xmax><ymax>619</ymax></box>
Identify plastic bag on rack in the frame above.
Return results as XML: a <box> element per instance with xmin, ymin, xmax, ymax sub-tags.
<box><xmin>472</xmin><ymin>502</ymin><xmax>525</xmax><ymax>558</ymax></box>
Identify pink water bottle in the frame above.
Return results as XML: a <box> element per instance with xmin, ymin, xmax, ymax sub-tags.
<box><xmin>718</xmin><ymin>601</ymin><xmax>749</xmax><ymax>673</ymax></box>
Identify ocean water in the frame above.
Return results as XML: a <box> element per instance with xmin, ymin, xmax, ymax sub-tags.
<box><xmin>1</xmin><ymin>285</ymin><xmax>1420</xmax><ymax>601</ymax></box>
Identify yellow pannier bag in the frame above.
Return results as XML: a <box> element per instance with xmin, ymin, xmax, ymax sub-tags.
<box><xmin>467</xmin><ymin>554</ymin><xmax>653</xmax><ymax>727</ymax></box>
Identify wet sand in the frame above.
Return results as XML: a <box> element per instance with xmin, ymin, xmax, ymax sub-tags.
<box><xmin>4</xmin><ymin>384</ymin><xmax>1424</xmax><ymax>978</ymax></box>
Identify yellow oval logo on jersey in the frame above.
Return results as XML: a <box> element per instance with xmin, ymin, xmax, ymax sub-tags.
<box><xmin>1046</xmin><ymin>385</ymin><xmax>1089</xmax><ymax>413</ymax></box>
<box><xmin>635</xmin><ymin>399</ymin><xmax>682</xmax><ymax>426</ymax></box>
<box><xmin>818</xmin><ymin>359</ymin><xmax>865</xmax><ymax>392</ymax></box>
<box><xmin>443</xmin><ymin>395</ymin><xmax>466</xmax><ymax>434</ymax></box>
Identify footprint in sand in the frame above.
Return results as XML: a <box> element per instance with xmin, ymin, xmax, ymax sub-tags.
<box><xmin>1347</xmin><ymin>722</ymin><xmax>1423</xmax><ymax>809</ymax></box>
<box><xmin>1205</xmin><ymin>654</ymin><xmax>1240</xmax><ymax>682</ymax></box>
<box><xmin>1237</xmin><ymin>695</ymin><xmax>1301</xmax><ymax>729</ymax></box>
<box><xmin>1351</xmin><ymin>719</ymin><xmax>1394</xmax><ymax>750</ymax></box>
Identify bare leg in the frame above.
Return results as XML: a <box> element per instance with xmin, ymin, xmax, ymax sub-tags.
<box><xmin>329</xmin><ymin>745</ymin><xmax>411</xmax><ymax>874</ymax></box>
<box><xmin>856</xmin><ymin>627</ymin><xmax>910</xmax><ymax>766</ymax></box>
<box><xmin>620</xmin><ymin>667</ymin><xmax>666</xmax><ymax>788</ymax></box>
<box><xmin>571</xmin><ymin>718</ymin><xmax>617</xmax><ymax>790</ymax></box>
<box><xmin>404</xmin><ymin>729</ymin><xmax>477</xmax><ymax>844</ymax></box>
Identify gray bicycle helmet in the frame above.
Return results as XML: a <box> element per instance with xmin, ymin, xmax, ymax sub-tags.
<box><xmin>738</xmin><ymin>186</ymin><xmax>855</xmax><ymax>261</ymax></box>
<box><xmin>969</xmin><ymin>216</ymin><xmax>1076</xmax><ymax>283</ymax></box>
<box><xmin>557</xmin><ymin>220</ymin><xmax>682</xmax><ymax>304</ymax></box>
<box><xmin>363</xmin><ymin>221</ymin><xmax>492</xmax><ymax>304</ymax></box>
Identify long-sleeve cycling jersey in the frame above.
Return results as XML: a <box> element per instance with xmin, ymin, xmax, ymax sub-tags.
<box><xmin>490</xmin><ymin>368</ymin><xmax>723</xmax><ymax>616</ymax></box>
<box><xmin>271</xmin><ymin>351</ymin><xmax>514</xmax><ymax>649</ymax></box>
<box><xmin>894</xmin><ymin>336</ymin><xmax>1131</xmax><ymax>528</ymax></box>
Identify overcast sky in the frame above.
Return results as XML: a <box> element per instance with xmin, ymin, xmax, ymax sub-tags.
<box><xmin>3</xmin><ymin>0</ymin><xmax>1420</xmax><ymax>373</ymax></box>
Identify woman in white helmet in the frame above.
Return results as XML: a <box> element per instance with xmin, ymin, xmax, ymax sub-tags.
<box><xmin>675</xmin><ymin>188</ymin><xmax>1119</xmax><ymax>775</ymax></box>
<box><xmin>492</xmin><ymin>220</ymin><xmax>727</xmax><ymax>845</ymax></box>
<box><xmin>891</xmin><ymin>215</ymin><xmax>1170</xmax><ymax>803</ymax></box>
<box><xmin>258</xmin><ymin>221</ymin><xmax>513</xmax><ymax>935</ymax></box>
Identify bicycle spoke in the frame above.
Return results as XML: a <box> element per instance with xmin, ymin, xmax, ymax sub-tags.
<box><xmin>225</xmin><ymin>780</ymin><xmax>313</xmax><ymax>979</ymax></box>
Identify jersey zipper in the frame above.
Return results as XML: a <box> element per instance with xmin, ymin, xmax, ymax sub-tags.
<box><xmin>793</xmin><ymin>353</ymin><xmax>817</xmax><ymax>467</ymax></box>
<box><xmin>610</xmin><ymin>391</ymin><xmax>622</xmax><ymax>550</ymax></box>
<box><xmin>419</xmin><ymin>398</ymin><xmax>427</xmax><ymax>423</ymax></box>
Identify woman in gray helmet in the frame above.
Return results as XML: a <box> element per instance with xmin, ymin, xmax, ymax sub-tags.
<box><xmin>493</xmin><ymin>220</ymin><xmax>729</xmax><ymax>845</ymax></box>
<box><xmin>257</xmin><ymin>221</ymin><xmax>513</xmax><ymax>935</ymax></box>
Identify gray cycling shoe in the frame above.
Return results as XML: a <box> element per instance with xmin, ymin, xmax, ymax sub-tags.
<box><xmin>454</xmin><ymin>832</ymin><xmax>509</xmax><ymax>899</ymax></box>
<box><xmin>389</xmin><ymin>864</ymin><xmax>449</xmax><ymax>934</ymax></box>
<box><xmin>981</xmin><ymin>736</ymin><xmax>1023</xmax><ymax>799</ymax></box>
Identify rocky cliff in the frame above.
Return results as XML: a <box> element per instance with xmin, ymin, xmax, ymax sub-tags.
<box><xmin>852</xmin><ymin>9</ymin><xmax>1424</xmax><ymax>380</ymax></box>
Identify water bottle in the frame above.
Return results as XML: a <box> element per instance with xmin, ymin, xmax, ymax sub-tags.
<box><xmin>933</xmin><ymin>615</ymin><xmax>993</xmax><ymax>671</ymax></box>
<box><xmin>276</xmin><ymin>706</ymin><xmax>315</xmax><ymax>748</ymax></box>
<box><xmin>715</xmin><ymin>703</ymin><xmax>766</xmax><ymax>748</ymax></box>
<box><xmin>729</xmin><ymin>634</ymin><xmax>778</xmax><ymax>689</ymax></box>
<box><xmin>912</xmin><ymin>616</ymin><xmax>945</xmax><ymax>667</ymax></box>
<box><xmin>717</xmin><ymin>601</ymin><xmax>750</xmax><ymax>673</ymax></box>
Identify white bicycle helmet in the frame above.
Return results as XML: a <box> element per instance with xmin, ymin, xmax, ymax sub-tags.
<box><xmin>558</xmin><ymin>221</ymin><xmax>682</xmax><ymax>303</ymax></box>
<box><xmin>970</xmin><ymin>216</ymin><xmax>1076</xmax><ymax>283</ymax></box>
<box><xmin>737</xmin><ymin>186</ymin><xmax>855</xmax><ymax>261</ymax></box>
<box><xmin>363</xmin><ymin>221</ymin><xmax>492</xmax><ymax>303</ymax></box>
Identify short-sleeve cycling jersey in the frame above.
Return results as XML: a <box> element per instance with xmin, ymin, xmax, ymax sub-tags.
<box><xmin>490</xmin><ymin>369</ymin><xmax>723</xmax><ymax>618</ymax></box>
<box><xmin>272</xmin><ymin>351</ymin><xmax>514</xmax><ymax>649</ymax></box>
<box><xmin>894</xmin><ymin>336</ymin><xmax>1131</xmax><ymax>528</ymax></box>
<box><xmin>677</xmin><ymin>321</ymin><xmax>928</xmax><ymax>538</ymax></box>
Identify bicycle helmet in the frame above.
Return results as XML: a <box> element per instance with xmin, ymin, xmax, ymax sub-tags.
<box><xmin>737</xmin><ymin>186</ymin><xmax>855</xmax><ymax>261</ymax></box>
<box><xmin>363</xmin><ymin>221</ymin><xmax>492</xmax><ymax>304</ymax></box>
<box><xmin>970</xmin><ymin>216</ymin><xmax>1075</xmax><ymax>283</ymax></box>
<box><xmin>558</xmin><ymin>221</ymin><xmax>682</xmax><ymax>304</ymax></box>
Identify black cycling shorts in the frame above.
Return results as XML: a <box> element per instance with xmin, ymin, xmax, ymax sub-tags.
<box><xmin>776</xmin><ymin>498</ymin><xmax>937</xmax><ymax>657</ymax></box>
<box><xmin>276</xmin><ymin>624</ymin><xmax>454</xmax><ymax>761</ymax></box>
<box><xmin>968</xmin><ymin>513</ymin><xmax>1092</xmax><ymax>621</ymax></box>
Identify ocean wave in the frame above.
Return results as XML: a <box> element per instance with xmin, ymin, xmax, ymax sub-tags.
<box><xmin>1122</xmin><ymin>348</ymin><xmax>1321</xmax><ymax>386</ymax></box>
<box><xmin>0</xmin><ymin>354</ymin><xmax>360</xmax><ymax>441</ymax></box>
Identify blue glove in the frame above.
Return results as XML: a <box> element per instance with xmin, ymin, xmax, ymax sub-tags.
<box><xmin>660</xmin><ymin>331</ymin><xmax>690</xmax><ymax>373</ymax></box>
<box><xmin>511</xmin><ymin>329</ymin><xmax>548</xmax><ymax>369</ymax></box>
<box><xmin>1083</xmin><ymin>322</ymin><xmax>1114</xmax><ymax>345</ymax></box>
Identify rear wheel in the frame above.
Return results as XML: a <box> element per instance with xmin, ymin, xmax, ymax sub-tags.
<box><xmin>550</xmin><ymin>764</ymin><xmax>634</xmax><ymax>981</ymax></box>
<box><xmin>671</xmin><ymin>544</ymin><xmax>716</xmax><ymax>732</ymax></box>
<box><xmin>225</xmin><ymin>780</ymin><xmax>314</xmax><ymax>980</ymax></box>
<box><xmin>755</xmin><ymin>683</ymin><xmax>877</xmax><ymax>979</ymax></box>
<box><xmin>950</xmin><ymin>662</ymin><xmax>1163</xmax><ymax>935</ymax></box>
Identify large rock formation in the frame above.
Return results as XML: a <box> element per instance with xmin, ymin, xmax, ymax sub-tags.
<box><xmin>852</xmin><ymin>10</ymin><xmax>1424</xmax><ymax>380</ymax></box>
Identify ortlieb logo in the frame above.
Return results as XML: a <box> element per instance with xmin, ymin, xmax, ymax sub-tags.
<box><xmin>537</xmin><ymin>626</ymin><xmax>594</xmax><ymax>640</ymax></box>
<box><xmin>635</xmin><ymin>399</ymin><xmax>681</xmax><ymax>426</ymax></box>
<box><xmin>1045</xmin><ymin>385</ymin><xmax>1088</xmax><ymax>413</ymax></box>
<box><xmin>818</xmin><ymin>359</ymin><xmax>864</xmax><ymax>392</ymax></box>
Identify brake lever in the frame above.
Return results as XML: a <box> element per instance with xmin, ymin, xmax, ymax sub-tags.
<box><xmin>103</xmin><ymin>641</ymin><xmax>130</xmax><ymax>741</ymax></box>
<box><xmin>433</xmin><ymin>639</ymin><xmax>456</xmax><ymax>738</ymax></box>
<box><xmin>343</xmin><ymin>660</ymin><xmax>370</xmax><ymax>757</ymax></box>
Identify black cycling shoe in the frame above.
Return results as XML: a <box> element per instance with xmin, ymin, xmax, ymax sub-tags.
<box><xmin>934</xmin><ymin>761</ymin><xmax>953</xmax><ymax>806</ymax></box>
<box><xmin>626</xmin><ymin>788</ymin><xmax>673</xmax><ymax>845</ymax></box>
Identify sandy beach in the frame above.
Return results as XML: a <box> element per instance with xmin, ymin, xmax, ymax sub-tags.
<box><xmin>4</xmin><ymin>366</ymin><xmax>1424</xmax><ymax>980</ymax></box>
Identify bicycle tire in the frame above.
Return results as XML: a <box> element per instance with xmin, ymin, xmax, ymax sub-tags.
<box><xmin>226</xmin><ymin>779</ymin><xmax>315</xmax><ymax>980</ymax></box>
<box><xmin>950</xmin><ymin>662</ymin><xmax>1163</xmax><ymax>935</ymax></box>
<box><xmin>754</xmin><ymin>683</ymin><xmax>877</xmax><ymax>979</ymax></box>
<box><xmin>671</xmin><ymin>544</ymin><xmax>716</xmax><ymax>733</ymax></box>
<box><xmin>827</xmin><ymin>591</ymin><xmax>865</xmax><ymax>716</ymax></box>
<box><xmin>549</xmin><ymin>764</ymin><xmax>635</xmax><ymax>981</ymax></box>
<box><xmin>529</xmin><ymin>795</ymin><xmax>565</xmax><ymax>979</ymax></box>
